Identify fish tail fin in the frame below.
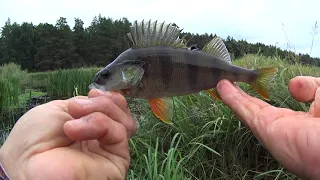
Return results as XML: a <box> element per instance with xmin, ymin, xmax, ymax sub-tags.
<box><xmin>249</xmin><ymin>68</ymin><xmax>277</xmax><ymax>100</ymax></box>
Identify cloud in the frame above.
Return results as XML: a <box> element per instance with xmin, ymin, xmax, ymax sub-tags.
<box><xmin>0</xmin><ymin>0</ymin><xmax>319</xmax><ymax>57</ymax></box>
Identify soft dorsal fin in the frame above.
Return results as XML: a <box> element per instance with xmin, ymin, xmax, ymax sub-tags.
<box><xmin>126</xmin><ymin>19</ymin><xmax>188</xmax><ymax>48</ymax></box>
<box><xmin>202</xmin><ymin>36</ymin><xmax>232</xmax><ymax>64</ymax></box>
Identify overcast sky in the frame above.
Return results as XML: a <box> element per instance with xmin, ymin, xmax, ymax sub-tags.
<box><xmin>1</xmin><ymin>0</ymin><xmax>319</xmax><ymax>58</ymax></box>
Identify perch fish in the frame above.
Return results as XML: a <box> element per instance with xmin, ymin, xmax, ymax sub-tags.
<box><xmin>89</xmin><ymin>20</ymin><xmax>277</xmax><ymax>124</ymax></box>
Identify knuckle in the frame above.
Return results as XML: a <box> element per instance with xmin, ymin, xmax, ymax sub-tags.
<box><xmin>115</xmin><ymin>114</ymin><xmax>134</xmax><ymax>137</ymax></box>
<box><xmin>88</xmin><ymin>112</ymin><xmax>109</xmax><ymax>126</ymax></box>
<box><xmin>118</xmin><ymin>123</ymin><xmax>128</xmax><ymax>139</ymax></box>
<box><xmin>50</xmin><ymin>99</ymin><xmax>67</xmax><ymax>105</ymax></box>
<box><xmin>91</xmin><ymin>111</ymin><xmax>105</xmax><ymax>119</ymax></box>
<box><xmin>107</xmin><ymin>92</ymin><xmax>128</xmax><ymax>109</ymax></box>
<box><xmin>99</xmin><ymin>96</ymin><xmax>114</xmax><ymax>109</ymax></box>
<box><xmin>115</xmin><ymin>94</ymin><xmax>128</xmax><ymax>108</ymax></box>
<box><xmin>127</xmin><ymin>116</ymin><xmax>137</xmax><ymax>137</ymax></box>
<box><xmin>44</xmin><ymin>100</ymin><xmax>69</xmax><ymax>112</ymax></box>
<box><xmin>122</xmin><ymin>158</ymin><xmax>130</xmax><ymax>171</ymax></box>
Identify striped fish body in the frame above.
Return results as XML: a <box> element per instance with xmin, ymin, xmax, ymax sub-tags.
<box><xmin>89</xmin><ymin>20</ymin><xmax>277</xmax><ymax>124</ymax></box>
<box><xmin>113</xmin><ymin>46</ymin><xmax>257</xmax><ymax>99</ymax></box>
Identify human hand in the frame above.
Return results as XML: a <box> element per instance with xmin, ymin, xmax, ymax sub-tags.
<box><xmin>217</xmin><ymin>76</ymin><xmax>320</xmax><ymax>180</ymax></box>
<box><xmin>0</xmin><ymin>89</ymin><xmax>137</xmax><ymax>180</ymax></box>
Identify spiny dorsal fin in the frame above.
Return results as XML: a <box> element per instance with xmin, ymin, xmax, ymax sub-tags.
<box><xmin>202</xmin><ymin>36</ymin><xmax>232</xmax><ymax>64</ymax></box>
<box><xmin>126</xmin><ymin>19</ymin><xmax>188</xmax><ymax>48</ymax></box>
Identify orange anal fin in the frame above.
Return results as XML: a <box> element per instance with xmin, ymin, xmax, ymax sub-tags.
<box><xmin>148</xmin><ymin>97</ymin><xmax>174</xmax><ymax>124</ymax></box>
<box><xmin>206</xmin><ymin>88</ymin><xmax>221</xmax><ymax>101</ymax></box>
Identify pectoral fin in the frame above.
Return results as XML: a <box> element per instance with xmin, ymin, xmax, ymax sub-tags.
<box><xmin>206</xmin><ymin>88</ymin><xmax>221</xmax><ymax>101</ymax></box>
<box><xmin>148</xmin><ymin>97</ymin><xmax>174</xmax><ymax>124</ymax></box>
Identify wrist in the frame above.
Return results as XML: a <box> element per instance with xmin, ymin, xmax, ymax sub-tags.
<box><xmin>0</xmin><ymin>148</ymin><xmax>26</xmax><ymax>180</ymax></box>
<box><xmin>0</xmin><ymin>162</ymin><xmax>10</xmax><ymax>180</ymax></box>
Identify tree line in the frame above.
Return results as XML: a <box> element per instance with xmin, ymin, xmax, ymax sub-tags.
<box><xmin>0</xmin><ymin>15</ymin><xmax>319</xmax><ymax>72</ymax></box>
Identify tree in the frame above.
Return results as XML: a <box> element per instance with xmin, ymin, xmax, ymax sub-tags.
<box><xmin>72</xmin><ymin>18</ymin><xmax>88</xmax><ymax>67</ymax></box>
<box><xmin>0</xmin><ymin>15</ymin><xmax>319</xmax><ymax>71</ymax></box>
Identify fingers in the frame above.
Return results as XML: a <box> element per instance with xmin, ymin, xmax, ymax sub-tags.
<box><xmin>288</xmin><ymin>76</ymin><xmax>320</xmax><ymax>102</ymax></box>
<box><xmin>216</xmin><ymin>80</ymin><xmax>270</xmax><ymax>128</ymax></box>
<box><xmin>88</xmin><ymin>89</ymin><xmax>129</xmax><ymax>113</ymax></box>
<box><xmin>310</xmin><ymin>87</ymin><xmax>320</xmax><ymax>117</ymax></box>
<box><xmin>216</xmin><ymin>80</ymin><xmax>255</xmax><ymax>124</ymax></box>
<box><xmin>68</xmin><ymin>91</ymin><xmax>137</xmax><ymax>137</ymax></box>
<box><xmin>88</xmin><ymin>89</ymin><xmax>137</xmax><ymax>136</ymax></box>
<box><xmin>63</xmin><ymin>112</ymin><xmax>127</xmax><ymax>145</ymax></box>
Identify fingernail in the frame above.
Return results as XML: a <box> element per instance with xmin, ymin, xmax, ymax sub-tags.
<box><xmin>93</xmin><ymin>89</ymin><xmax>105</xmax><ymax>95</ymax></box>
<box><xmin>313</xmin><ymin>88</ymin><xmax>320</xmax><ymax>117</ymax></box>
<box><xmin>104</xmin><ymin>91</ymin><xmax>113</xmax><ymax>96</ymax></box>
<box><xmin>316</xmin><ymin>87</ymin><xmax>320</xmax><ymax>101</ymax></box>
<box><xmin>66</xmin><ymin>119</ymin><xmax>79</xmax><ymax>127</ymax></box>
<box><xmin>93</xmin><ymin>89</ymin><xmax>113</xmax><ymax>96</ymax></box>
<box><xmin>73</xmin><ymin>99</ymin><xmax>92</xmax><ymax>106</ymax></box>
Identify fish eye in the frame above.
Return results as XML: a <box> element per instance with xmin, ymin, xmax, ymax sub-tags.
<box><xmin>100</xmin><ymin>69</ymin><xmax>111</xmax><ymax>79</ymax></box>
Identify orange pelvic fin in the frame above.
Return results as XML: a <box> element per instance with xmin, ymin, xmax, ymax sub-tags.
<box><xmin>206</xmin><ymin>88</ymin><xmax>221</xmax><ymax>101</ymax></box>
<box><xmin>148</xmin><ymin>97</ymin><xmax>174</xmax><ymax>124</ymax></box>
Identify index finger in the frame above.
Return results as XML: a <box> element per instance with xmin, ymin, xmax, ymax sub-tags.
<box><xmin>216</xmin><ymin>80</ymin><xmax>270</xmax><ymax>128</ymax></box>
<box><xmin>288</xmin><ymin>76</ymin><xmax>320</xmax><ymax>102</ymax></box>
<box><xmin>68</xmin><ymin>95</ymin><xmax>137</xmax><ymax>137</ymax></box>
<box><xmin>88</xmin><ymin>89</ymin><xmax>130</xmax><ymax>114</ymax></box>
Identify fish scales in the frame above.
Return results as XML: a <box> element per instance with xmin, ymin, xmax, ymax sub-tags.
<box><xmin>89</xmin><ymin>20</ymin><xmax>278</xmax><ymax>124</ymax></box>
<box><xmin>183</xmin><ymin>49</ymin><xmax>199</xmax><ymax>90</ymax></box>
<box><xmin>119</xmin><ymin>47</ymin><xmax>257</xmax><ymax>99</ymax></box>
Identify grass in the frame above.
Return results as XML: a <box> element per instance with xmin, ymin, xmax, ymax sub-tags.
<box><xmin>45</xmin><ymin>67</ymin><xmax>100</xmax><ymax>98</ymax></box>
<box><xmin>18</xmin><ymin>89</ymin><xmax>47</xmax><ymax>107</ymax></box>
<box><xmin>0</xmin><ymin>63</ymin><xmax>29</xmax><ymax>111</ymax></box>
<box><xmin>0</xmin><ymin>54</ymin><xmax>319</xmax><ymax>179</ymax></box>
<box><xmin>126</xmin><ymin>54</ymin><xmax>317</xmax><ymax>179</ymax></box>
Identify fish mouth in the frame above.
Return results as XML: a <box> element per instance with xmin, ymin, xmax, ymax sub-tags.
<box><xmin>88</xmin><ymin>83</ymin><xmax>121</xmax><ymax>93</ymax></box>
<box><xmin>88</xmin><ymin>83</ymin><xmax>131</xmax><ymax>96</ymax></box>
<box><xmin>88</xmin><ymin>83</ymin><xmax>108</xmax><ymax>91</ymax></box>
<box><xmin>88</xmin><ymin>83</ymin><xmax>98</xmax><ymax>90</ymax></box>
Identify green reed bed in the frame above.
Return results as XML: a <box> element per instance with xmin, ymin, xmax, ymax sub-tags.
<box><xmin>0</xmin><ymin>63</ymin><xmax>29</xmax><ymax>111</ymax></box>
<box><xmin>46</xmin><ymin>67</ymin><xmax>100</xmax><ymax>98</ymax></box>
<box><xmin>0</xmin><ymin>63</ymin><xmax>31</xmax><ymax>145</ymax></box>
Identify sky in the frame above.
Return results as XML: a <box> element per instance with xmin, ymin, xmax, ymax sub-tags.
<box><xmin>0</xmin><ymin>0</ymin><xmax>319</xmax><ymax>58</ymax></box>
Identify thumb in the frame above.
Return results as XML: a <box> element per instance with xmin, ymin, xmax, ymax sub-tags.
<box><xmin>310</xmin><ymin>87</ymin><xmax>320</xmax><ymax>117</ymax></box>
<box><xmin>288</xmin><ymin>76</ymin><xmax>320</xmax><ymax>102</ymax></box>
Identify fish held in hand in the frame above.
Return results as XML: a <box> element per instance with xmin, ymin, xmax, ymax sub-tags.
<box><xmin>89</xmin><ymin>20</ymin><xmax>278</xmax><ymax>124</ymax></box>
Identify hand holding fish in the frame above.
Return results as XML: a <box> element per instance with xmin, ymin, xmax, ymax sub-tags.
<box><xmin>217</xmin><ymin>76</ymin><xmax>320</xmax><ymax>179</ymax></box>
<box><xmin>0</xmin><ymin>90</ymin><xmax>136</xmax><ymax>180</ymax></box>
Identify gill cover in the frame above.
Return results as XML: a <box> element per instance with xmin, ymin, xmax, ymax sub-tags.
<box><xmin>125</xmin><ymin>19</ymin><xmax>191</xmax><ymax>124</ymax></box>
<box><xmin>89</xmin><ymin>60</ymin><xmax>144</xmax><ymax>93</ymax></box>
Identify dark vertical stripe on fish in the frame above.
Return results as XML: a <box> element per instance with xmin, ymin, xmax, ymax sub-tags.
<box><xmin>194</xmin><ymin>53</ymin><xmax>206</xmax><ymax>89</ymax></box>
<box><xmin>187</xmin><ymin>63</ymin><xmax>198</xmax><ymax>90</ymax></box>
<box><xmin>183</xmin><ymin>51</ymin><xmax>195</xmax><ymax>90</ymax></box>
<box><xmin>141</xmin><ymin>57</ymin><xmax>149</xmax><ymax>79</ymax></box>
<box><xmin>161</xmin><ymin>54</ymin><xmax>173</xmax><ymax>89</ymax></box>
<box><xmin>211</xmin><ymin>58</ymin><xmax>221</xmax><ymax>86</ymax></box>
